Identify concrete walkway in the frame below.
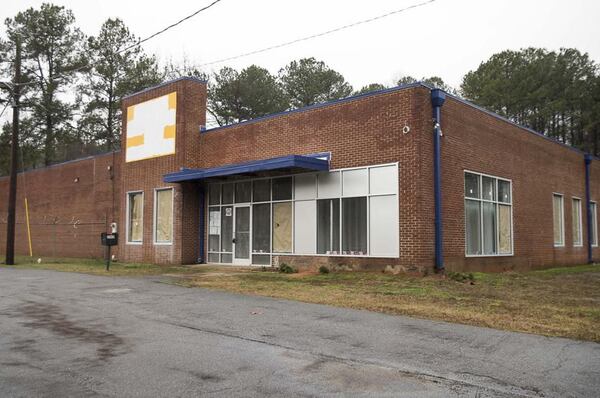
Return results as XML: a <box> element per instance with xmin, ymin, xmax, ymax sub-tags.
<box><xmin>0</xmin><ymin>268</ymin><xmax>598</xmax><ymax>397</ymax></box>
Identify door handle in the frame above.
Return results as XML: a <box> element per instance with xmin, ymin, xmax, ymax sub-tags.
<box><xmin>232</xmin><ymin>238</ymin><xmax>236</xmax><ymax>244</ymax></box>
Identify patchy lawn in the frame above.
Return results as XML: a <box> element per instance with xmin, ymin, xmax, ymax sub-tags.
<box><xmin>3</xmin><ymin>256</ymin><xmax>205</xmax><ymax>277</ymax></box>
<box><xmin>183</xmin><ymin>265</ymin><xmax>600</xmax><ymax>342</ymax></box>
<box><xmin>4</xmin><ymin>256</ymin><xmax>600</xmax><ymax>342</ymax></box>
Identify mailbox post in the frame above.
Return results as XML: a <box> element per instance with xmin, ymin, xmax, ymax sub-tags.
<box><xmin>100</xmin><ymin>232</ymin><xmax>118</xmax><ymax>271</ymax></box>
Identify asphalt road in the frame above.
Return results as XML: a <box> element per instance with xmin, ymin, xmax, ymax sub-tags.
<box><xmin>0</xmin><ymin>268</ymin><xmax>598</xmax><ymax>397</ymax></box>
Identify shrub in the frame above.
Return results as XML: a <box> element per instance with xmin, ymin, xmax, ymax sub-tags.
<box><xmin>278</xmin><ymin>263</ymin><xmax>297</xmax><ymax>274</ymax></box>
<box><xmin>318</xmin><ymin>266</ymin><xmax>330</xmax><ymax>274</ymax></box>
<box><xmin>447</xmin><ymin>271</ymin><xmax>475</xmax><ymax>283</ymax></box>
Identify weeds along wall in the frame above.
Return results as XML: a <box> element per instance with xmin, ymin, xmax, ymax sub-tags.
<box><xmin>0</xmin><ymin>152</ymin><xmax>120</xmax><ymax>259</ymax></box>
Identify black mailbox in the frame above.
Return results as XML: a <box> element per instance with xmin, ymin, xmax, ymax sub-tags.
<box><xmin>101</xmin><ymin>232</ymin><xmax>118</xmax><ymax>246</ymax></box>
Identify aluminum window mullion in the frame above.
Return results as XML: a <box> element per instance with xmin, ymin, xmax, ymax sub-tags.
<box><xmin>366</xmin><ymin>196</ymin><xmax>370</xmax><ymax>255</ymax></box>
<box><xmin>340</xmin><ymin>197</ymin><xmax>343</xmax><ymax>254</ymax></box>
<box><xmin>479</xmin><ymin>175</ymin><xmax>484</xmax><ymax>255</ymax></box>
<box><xmin>329</xmin><ymin>200</ymin><xmax>334</xmax><ymax>253</ymax></box>
<box><xmin>495</xmin><ymin>202</ymin><xmax>499</xmax><ymax>255</ymax></box>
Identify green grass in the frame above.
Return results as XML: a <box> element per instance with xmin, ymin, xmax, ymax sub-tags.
<box><xmin>4</xmin><ymin>255</ymin><xmax>600</xmax><ymax>342</ymax></box>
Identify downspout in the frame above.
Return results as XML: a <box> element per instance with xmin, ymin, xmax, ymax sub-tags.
<box><xmin>431</xmin><ymin>89</ymin><xmax>446</xmax><ymax>272</ymax></box>
<box><xmin>585</xmin><ymin>154</ymin><xmax>593</xmax><ymax>264</ymax></box>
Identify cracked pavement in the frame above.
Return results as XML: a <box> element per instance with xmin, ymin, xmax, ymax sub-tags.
<box><xmin>0</xmin><ymin>268</ymin><xmax>598</xmax><ymax>397</ymax></box>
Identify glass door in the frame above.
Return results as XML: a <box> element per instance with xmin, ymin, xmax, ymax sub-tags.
<box><xmin>233</xmin><ymin>205</ymin><xmax>251</xmax><ymax>265</ymax></box>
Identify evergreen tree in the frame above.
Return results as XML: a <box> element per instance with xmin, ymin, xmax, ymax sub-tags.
<box><xmin>208</xmin><ymin>65</ymin><xmax>288</xmax><ymax>126</ymax></box>
<box><xmin>279</xmin><ymin>58</ymin><xmax>353</xmax><ymax>108</ymax></box>
<box><xmin>5</xmin><ymin>3</ymin><xmax>86</xmax><ymax>166</ymax></box>
<box><xmin>79</xmin><ymin>18</ymin><xmax>162</xmax><ymax>151</ymax></box>
<box><xmin>354</xmin><ymin>83</ymin><xmax>387</xmax><ymax>95</ymax></box>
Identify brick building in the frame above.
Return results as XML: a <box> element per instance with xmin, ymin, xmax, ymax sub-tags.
<box><xmin>1</xmin><ymin>77</ymin><xmax>599</xmax><ymax>272</ymax></box>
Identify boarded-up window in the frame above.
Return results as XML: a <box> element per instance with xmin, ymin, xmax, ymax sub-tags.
<box><xmin>272</xmin><ymin>202</ymin><xmax>292</xmax><ymax>252</ymax></box>
<box><xmin>498</xmin><ymin>205</ymin><xmax>512</xmax><ymax>254</ymax></box>
<box><xmin>155</xmin><ymin>189</ymin><xmax>173</xmax><ymax>243</ymax></box>
<box><xmin>128</xmin><ymin>192</ymin><xmax>143</xmax><ymax>243</ymax></box>
<box><xmin>572</xmin><ymin>198</ymin><xmax>582</xmax><ymax>247</ymax></box>
<box><xmin>553</xmin><ymin>194</ymin><xmax>564</xmax><ymax>246</ymax></box>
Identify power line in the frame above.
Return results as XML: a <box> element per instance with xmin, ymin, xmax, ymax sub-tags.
<box><xmin>117</xmin><ymin>0</ymin><xmax>223</xmax><ymax>54</ymax></box>
<box><xmin>13</xmin><ymin>0</ymin><xmax>224</xmax><ymax>86</ymax></box>
<box><xmin>0</xmin><ymin>101</ymin><xmax>9</xmax><ymax>119</ymax></box>
<box><xmin>198</xmin><ymin>0</ymin><xmax>437</xmax><ymax>67</ymax></box>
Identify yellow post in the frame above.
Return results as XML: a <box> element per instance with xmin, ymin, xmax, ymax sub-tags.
<box><xmin>24</xmin><ymin>197</ymin><xmax>33</xmax><ymax>257</ymax></box>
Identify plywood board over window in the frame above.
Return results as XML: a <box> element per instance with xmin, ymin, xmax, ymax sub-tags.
<box><xmin>553</xmin><ymin>194</ymin><xmax>564</xmax><ymax>247</ymax></box>
<box><xmin>273</xmin><ymin>202</ymin><xmax>292</xmax><ymax>253</ymax></box>
<box><xmin>571</xmin><ymin>198</ymin><xmax>582</xmax><ymax>247</ymax></box>
<box><xmin>155</xmin><ymin>188</ymin><xmax>173</xmax><ymax>244</ymax></box>
<box><xmin>128</xmin><ymin>192</ymin><xmax>143</xmax><ymax>243</ymax></box>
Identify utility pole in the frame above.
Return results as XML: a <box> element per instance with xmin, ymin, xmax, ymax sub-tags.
<box><xmin>5</xmin><ymin>39</ymin><xmax>21</xmax><ymax>266</ymax></box>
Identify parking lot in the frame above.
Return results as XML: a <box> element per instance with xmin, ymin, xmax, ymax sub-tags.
<box><xmin>1</xmin><ymin>268</ymin><xmax>598</xmax><ymax>397</ymax></box>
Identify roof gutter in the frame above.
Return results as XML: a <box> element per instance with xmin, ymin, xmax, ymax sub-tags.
<box><xmin>431</xmin><ymin>89</ymin><xmax>446</xmax><ymax>273</ymax></box>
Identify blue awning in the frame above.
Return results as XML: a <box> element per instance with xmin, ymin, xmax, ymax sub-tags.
<box><xmin>164</xmin><ymin>154</ymin><xmax>330</xmax><ymax>183</ymax></box>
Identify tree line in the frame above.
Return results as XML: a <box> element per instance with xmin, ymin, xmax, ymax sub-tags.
<box><xmin>1</xmin><ymin>3</ymin><xmax>599</xmax><ymax>176</ymax></box>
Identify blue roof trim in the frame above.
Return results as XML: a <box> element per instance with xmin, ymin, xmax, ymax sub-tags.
<box><xmin>123</xmin><ymin>76</ymin><xmax>207</xmax><ymax>101</ymax></box>
<box><xmin>202</xmin><ymin>82</ymin><xmax>425</xmax><ymax>133</ymax></box>
<box><xmin>164</xmin><ymin>154</ymin><xmax>330</xmax><ymax>183</ymax></box>
<box><xmin>200</xmin><ymin>77</ymin><xmax>597</xmax><ymax>161</ymax></box>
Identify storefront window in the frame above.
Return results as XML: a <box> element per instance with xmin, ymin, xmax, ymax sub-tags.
<box><xmin>272</xmin><ymin>177</ymin><xmax>292</xmax><ymax>201</ymax></box>
<box><xmin>317</xmin><ymin>199</ymin><xmax>340</xmax><ymax>254</ymax></box>
<box><xmin>205</xmin><ymin>163</ymin><xmax>398</xmax><ymax>264</ymax></box>
<box><xmin>342</xmin><ymin>197</ymin><xmax>367</xmax><ymax>255</ymax></box>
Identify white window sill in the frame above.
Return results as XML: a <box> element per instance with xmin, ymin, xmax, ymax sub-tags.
<box><xmin>465</xmin><ymin>253</ymin><xmax>514</xmax><ymax>258</ymax></box>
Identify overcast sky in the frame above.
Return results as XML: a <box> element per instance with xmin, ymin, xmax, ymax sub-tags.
<box><xmin>2</xmin><ymin>0</ymin><xmax>599</xmax><ymax>90</ymax></box>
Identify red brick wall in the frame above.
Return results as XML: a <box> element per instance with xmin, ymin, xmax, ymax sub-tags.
<box><xmin>437</xmin><ymin>97</ymin><xmax>600</xmax><ymax>271</ymax></box>
<box><xmin>4</xmin><ymin>78</ymin><xmax>599</xmax><ymax>272</ymax></box>
<box><xmin>191</xmin><ymin>86</ymin><xmax>430</xmax><ymax>270</ymax></box>
<box><xmin>0</xmin><ymin>152</ymin><xmax>120</xmax><ymax>259</ymax></box>
<box><xmin>118</xmin><ymin>77</ymin><xmax>207</xmax><ymax>265</ymax></box>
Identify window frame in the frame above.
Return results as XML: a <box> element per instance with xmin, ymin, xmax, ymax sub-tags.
<box><xmin>463</xmin><ymin>170</ymin><xmax>514</xmax><ymax>258</ymax></box>
<box><xmin>572</xmin><ymin>197</ymin><xmax>583</xmax><ymax>247</ymax></box>
<box><xmin>591</xmin><ymin>201</ymin><xmax>598</xmax><ymax>248</ymax></box>
<box><xmin>153</xmin><ymin>187</ymin><xmax>174</xmax><ymax>245</ymax></box>
<box><xmin>126</xmin><ymin>190</ymin><xmax>144</xmax><ymax>245</ymax></box>
<box><xmin>205</xmin><ymin>162</ymin><xmax>399</xmax><ymax>264</ymax></box>
<box><xmin>553</xmin><ymin>193</ymin><xmax>565</xmax><ymax>248</ymax></box>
